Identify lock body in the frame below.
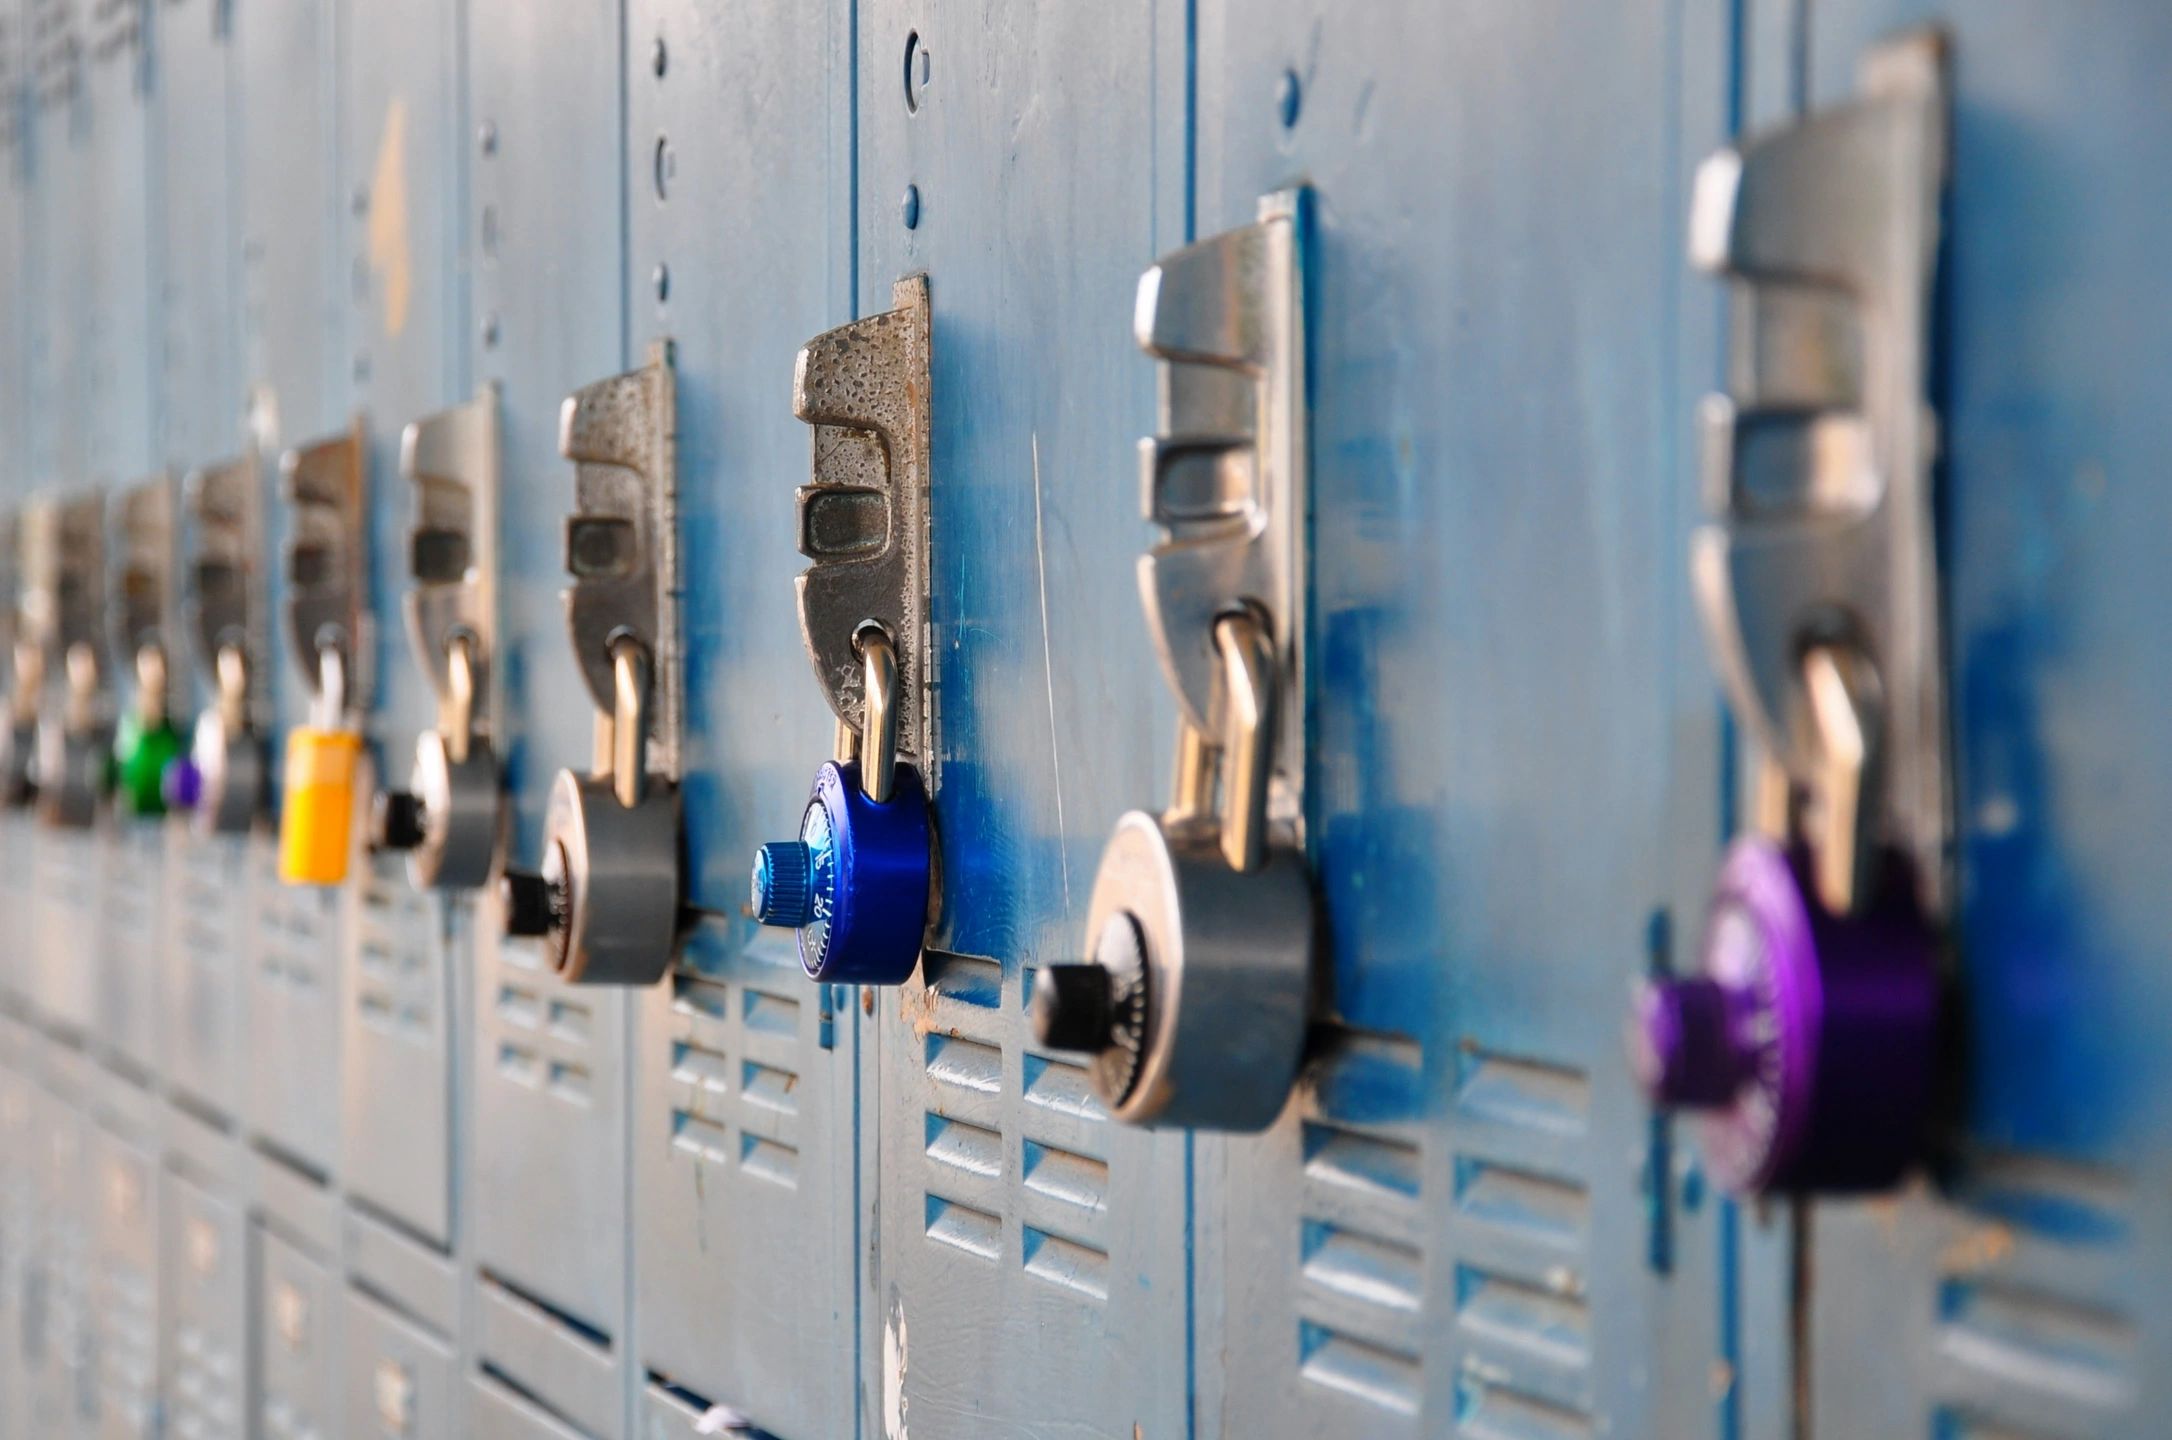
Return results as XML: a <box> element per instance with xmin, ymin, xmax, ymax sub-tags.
<box><xmin>113</xmin><ymin>711</ymin><xmax>184</xmax><ymax>818</ymax></box>
<box><xmin>754</xmin><ymin>759</ymin><xmax>931</xmax><ymax>985</ymax></box>
<box><xmin>37</xmin><ymin>718</ymin><xmax>110</xmax><ymax>829</ymax></box>
<box><xmin>1040</xmin><ymin>811</ymin><xmax>1312</xmax><ymax>1130</ymax></box>
<box><xmin>1</xmin><ymin>719</ymin><xmax>35</xmax><ymax>807</ymax></box>
<box><xmin>175</xmin><ymin>707</ymin><xmax>266</xmax><ymax>835</ymax></box>
<box><xmin>1635</xmin><ymin>837</ymin><xmax>1938</xmax><ymax>1192</ymax></box>
<box><xmin>394</xmin><ymin>728</ymin><xmax>499</xmax><ymax>890</ymax></box>
<box><xmin>536</xmin><ymin>769</ymin><xmax>680</xmax><ymax>985</ymax></box>
<box><xmin>278</xmin><ymin>726</ymin><xmax>363</xmax><ymax>885</ymax></box>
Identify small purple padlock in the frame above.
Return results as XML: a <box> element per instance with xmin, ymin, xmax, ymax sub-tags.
<box><xmin>1633</xmin><ymin>836</ymin><xmax>1939</xmax><ymax>1193</ymax></box>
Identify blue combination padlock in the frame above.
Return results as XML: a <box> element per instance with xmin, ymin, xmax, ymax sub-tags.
<box><xmin>751</xmin><ymin>628</ymin><xmax>932</xmax><ymax>984</ymax></box>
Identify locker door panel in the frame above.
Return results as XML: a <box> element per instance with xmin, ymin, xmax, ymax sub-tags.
<box><xmin>623</xmin><ymin>2</ymin><xmax>859</xmax><ymax>1433</ymax></box>
<box><xmin>1190</xmin><ymin>3</ymin><xmax>1736</xmax><ymax>1436</ymax></box>
<box><xmin>237</xmin><ymin>0</ymin><xmax>344</xmax><ymax>1179</ymax></box>
<box><xmin>853</xmin><ymin>2</ymin><xmax>1192</xmax><ymax>1434</ymax></box>
<box><xmin>340</xmin><ymin>754</ymin><xmax>455</xmax><ymax>1245</ymax></box>
<box><xmin>467</xmin><ymin>0</ymin><xmax>631</xmax><ymax>1350</ymax></box>
<box><xmin>337</xmin><ymin>0</ymin><xmax>468</xmax><ymax>1255</ymax></box>
<box><xmin>1790</xmin><ymin>6</ymin><xmax>2172</xmax><ymax>1438</ymax></box>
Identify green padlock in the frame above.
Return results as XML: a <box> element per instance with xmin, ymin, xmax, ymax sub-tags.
<box><xmin>113</xmin><ymin>710</ymin><xmax>186</xmax><ymax>818</ymax></box>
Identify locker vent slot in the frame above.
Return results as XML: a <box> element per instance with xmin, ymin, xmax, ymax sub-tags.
<box><xmin>177</xmin><ymin>843</ymin><xmax>232</xmax><ymax>966</ymax></box>
<box><xmin>493</xmin><ymin>956</ymin><xmax>596</xmax><ymax>1113</ymax></box>
<box><xmin>172</xmin><ymin>1317</ymin><xmax>245</xmax><ymax>1438</ymax></box>
<box><xmin>665</xmin><ymin>946</ymin><xmax>807</xmax><ymax>1190</ymax></box>
<box><xmin>86</xmin><ymin>0</ymin><xmax>135</xmax><ymax>66</ymax></box>
<box><xmin>1449</xmin><ymin>1038</ymin><xmax>1592</xmax><ymax>1434</ymax></box>
<box><xmin>1296</xmin><ymin>1025</ymin><xmax>1428</xmax><ymax>1419</ymax></box>
<box><xmin>1453</xmin><ymin>1372</ymin><xmax>1594</xmax><ymax>1440</ymax></box>
<box><xmin>911</xmin><ymin>953</ymin><xmax>1116</xmax><ymax>1301</ymax></box>
<box><xmin>28</xmin><ymin>0</ymin><xmax>79</xmax><ymax>110</ymax></box>
<box><xmin>1928</xmin><ymin>1154</ymin><xmax>2138</xmax><ymax>1433</ymax></box>
<box><xmin>355</xmin><ymin>871</ymin><xmax>437</xmax><ymax>1047</ymax></box>
<box><xmin>96</xmin><ymin>1249</ymin><xmax>156</xmax><ymax>1429</ymax></box>
<box><xmin>0</xmin><ymin>9</ymin><xmax>17</xmax><ymax>153</ymax></box>
<box><xmin>258</xmin><ymin>882</ymin><xmax>332</xmax><ymax>993</ymax></box>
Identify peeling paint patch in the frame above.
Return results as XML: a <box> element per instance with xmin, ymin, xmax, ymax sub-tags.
<box><xmin>883</xmin><ymin>1293</ymin><xmax>909</xmax><ymax>1439</ymax></box>
<box><xmin>367</xmin><ymin>98</ymin><xmax>412</xmax><ymax>338</ymax></box>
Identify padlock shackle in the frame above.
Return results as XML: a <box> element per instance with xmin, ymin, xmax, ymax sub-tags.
<box><xmin>443</xmin><ymin>631</ymin><xmax>477</xmax><ymax>765</ymax></box>
<box><xmin>1213</xmin><ymin>607</ymin><xmax>1275</xmax><ymax>874</ymax></box>
<box><xmin>215</xmin><ymin>643</ymin><xmax>249</xmax><ymax>732</ymax></box>
<box><xmin>856</xmin><ymin>624</ymin><xmax>899</xmax><ymax>803</ymax></box>
<box><xmin>610</xmin><ymin>633</ymin><xmax>651</xmax><ymax>810</ymax></box>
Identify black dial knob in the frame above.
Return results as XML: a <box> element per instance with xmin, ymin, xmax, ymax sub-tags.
<box><xmin>372</xmin><ymin>789</ymin><xmax>428</xmax><ymax>852</ymax></box>
<box><xmin>500</xmin><ymin>869</ymin><xmax>560</xmax><ymax>939</ymax></box>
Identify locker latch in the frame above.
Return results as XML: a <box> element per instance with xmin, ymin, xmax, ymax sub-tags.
<box><xmin>276</xmin><ymin>418</ymin><xmax>372</xmax><ymax>886</ymax></box>
<box><xmin>1634</xmin><ymin>28</ymin><xmax>1952</xmax><ymax>1194</ymax></box>
<box><xmin>0</xmin><ymin>510</ymin><xmax>35</xmax><ymax>808</ymax></box>
<box><xmin>1030</xmin><ymin>190</ymin><xmax>1318</xmax><ymax>1132</ymax></box>
<box><xmin>372</xmin><ymin>385</ymin><xmax>506</xmax><ymax>891</ymax></box>
<box><xmin>749</xmin><ymin>275</ymin><xmax>938</xmax><ymax>986</ymax></box>
<box><xmin>173</xmin><ymin>451</ymin><xmax>271</xmax><ymax>835</ymax></box>
<box><xmin>501</xmin><ymin>342</ymin><xmax>684</xmax><ymax>984</ymax></box>
<box><xmin>31</xmin><ymin>493</ymin><xmax>114</xmax><ymax>830</ymax></box>
<box><xmin>108</xmin><ymin>474</ymin><xmax>187</xmax><ymax>818</ymax></box>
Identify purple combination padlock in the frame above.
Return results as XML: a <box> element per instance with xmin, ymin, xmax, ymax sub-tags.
<box><xmin>1633</xmin><ymin>836</ymin><xmax>1939</xmax><ymax>1193</ymax></box>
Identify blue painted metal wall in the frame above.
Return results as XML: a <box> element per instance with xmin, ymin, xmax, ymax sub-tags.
<box><xmin>0</xmin><ymin>2</ymin><xmax>2164</xmax><ymax>1437</ymax></box>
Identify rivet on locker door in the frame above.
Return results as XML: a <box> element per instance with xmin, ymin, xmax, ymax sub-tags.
<box><xmin>276</xmin><ymin>418</ymin><xmax>372</xmax><ymax>886</ymax></box>
<box><xmin>748</xmin><ymin>275</ymin><xmax>939</xmax><ymax>987</ymax></box>
<box><xmin>370</xmin><ymin>385</ymin><xmax>506</xmax><ymax>891</ymax></box>
<box><xmin>1631</xmin><ymin>27</ymin><xmax>1952</xmax><ymax>1195</ymax></box>
<box><xmin>30</xmin><ymin>493</ymin><xmax>115</xmax><ymax>830</ymax></box>
<box><xmin>170</xmin><ymin>451</ymin><xmax>272</xmax><ymax>834</ymax></box>
<box><xmin>107</xmin><ymin>475</ymin><xmax>186</xmax><ymax>818</ymax></box>
<box><xmin>499</xmin><ymin>343</ymin><xmax>683</xmax><ymax>984</ymax></box>
<box><xmin>1029</xmin><ymin>191</ymin><xmax>1320</xmax><ymax>1132</ymax></box>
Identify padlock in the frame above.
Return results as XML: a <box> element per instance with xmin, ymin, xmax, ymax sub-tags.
<box><xmin>278</xmin><ymin>724</ymin><xmax>362</xmax><ymax>885</ymax></box>
<box><xmin>752</xmin><ymin>627</ymin><xmax>933</xmax><ymax>985</ymax></box>
<box><xmin>112</xmin><ymin>710</ymin><xmax>184</xmax><ymax>818</ymax></box>
<box><xmin>1632</xmin><ymin>32</ymin><xmax>1952</xmax><ymax>1196</ymax></box>
<box><xmin>1032</xmin><ymin>612</ymin><xmax>1315</xmax><ymax>1131</ymax></box>
<box><xmin>111</xmin><ymin>644</ymin><xmax>184</xmax><ymax>818</ymax></box>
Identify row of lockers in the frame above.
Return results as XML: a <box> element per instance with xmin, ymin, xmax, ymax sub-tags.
<box><xmin>3</xmin><ymin>0</ymin><xmax>2172</xmax><ymax>1437</ymax></box>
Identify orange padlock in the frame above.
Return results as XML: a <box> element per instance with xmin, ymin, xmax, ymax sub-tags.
<box><xmin>278</xmin><ymin>726</ymin><xmax>364</xmax><ymax>885</ymax></box>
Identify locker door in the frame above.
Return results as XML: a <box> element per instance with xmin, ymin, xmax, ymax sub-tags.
<box><xmin>338</xmin><ymin>0</ymin><xmax>468</xmax><ymax>1251</ymax></box>
<box><xmin>1185</xmin><ymin>4</ymin><xmax>1739</xmax><ymax>1437</ymax></box>
<box><xmin>152</xmin><ymin>0</ymin><xmax>244</xmax><ymax>1118</ymax></box>
<box><xmin>237</xmin><ymin>0</ymin><xmax>345</xmax><ymax>1182</ymax></box>
<box><xmin>849</xmin><ymin>3</ymin><xmax>1192</xmax><ymax>1434</ymax></box>
<box><xmin>466</xmin><ymin>0</ymin><xmax>632</xmax><ymax>1389</ymax></box>
<box><xmin>1778</xmin><ymin>6</ymin><xmax>2172</xmax><ymax>1437</ymax></box>
<box><xmin>621</xmin><ymin>5</ymin><xmax>860</xmax><ymax>1435</ymax></box>
<box><xmin>81</xmin><ymin>0</ymin><xmax>159</xmax><ymax>1085</ymax></box>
